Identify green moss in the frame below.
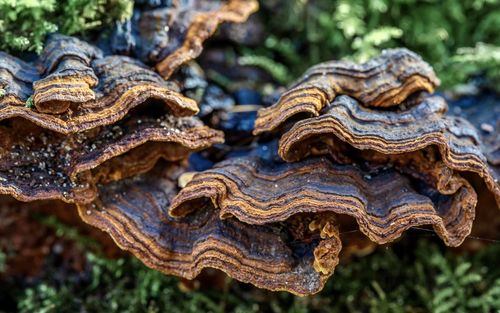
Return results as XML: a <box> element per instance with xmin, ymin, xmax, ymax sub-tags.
<box><xmin>0</xmin><ymin>0</ymin><xmax>133</xmax><ymax>54</ymax></box>
<box><xmin>237</xmin><ymin>54</ymin><xmax>292</xmax><ymax>84</ymax></box>
<box><xmin>448</xmin><ymin>43</ymin><xmax>500</xmax><ymax>89</ymax></box>
<box><xmin>57</xmin><ymin>0</ymin><xmax>133</xmax><ymax>36</ymax></box>
<box><xmin>24</xmin><ymin>96</ymin><xmax>33</xmax><ymax>108</ymax></box>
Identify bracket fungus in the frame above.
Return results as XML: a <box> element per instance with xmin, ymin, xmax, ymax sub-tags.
<box><xmin>164</xmin><ymin>153</ymin><xmax>478</xmax><ymax>293</ymax></box>
<box><xmin>77</xmin><ymin>161</ymin><xmax>342</xmax><ymax>296</ymax></box>
<box><xmin>155</xmin><ymin>49</ymin><xmax>497</xmax><ymax>294</ymax></box>
<box><xmin>277</xmin><ymin>95</ymin><xmax>500</xmax><ymax>208</ymax></box>
<box><xmin>252</xmin><ymin>50</ymin><xmax>499</xmax><ymax>212</ymax></box>
<box><xmin>170</xmin><ymin>156</ymin><xmax>476</xmax><ymax>247</ymax></box>
<box><xmin>253</xmin><ymin>48</ymin><xmax>440</xmax><ymax>134</ymax></box>
<box><xmin>0</xmin><ymin>29</ymin><xmax>225</xmax><ymax>205</ymax></box>
<box><xmin>111</xmin><ymin>0</ymin><xmax>259</xmax><ymax>79</ymax></box>
<box><xmin>0</xmin><ymin>35</ymin><xmax>198</xmax><ymax>134</ymax></box>
<box><xmin>1</xmin><ymin>7</ymin><xmax>498</xmax><ymax>298</ymax></box>
<box><xmin>0</xmin><ymin>114</ymin><xmax>222</xmax><ymax>203</ymax></box>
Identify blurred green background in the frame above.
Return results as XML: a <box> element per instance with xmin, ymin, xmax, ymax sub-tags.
<box><xmin>245</xmin><ymin>0</ymin><xmax>500</xmax><ymax>89</ymax></box>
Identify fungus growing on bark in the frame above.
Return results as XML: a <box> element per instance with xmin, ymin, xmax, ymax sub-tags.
<box><xmin>253</xmin><ymin>48</ymin><xmax>440</xmax><ymax>134</ymax></box>
<box><xmin>127</xmin><ymin>49</ymin><xmax>495</xmax><ymax>295</ymax></box>
<box><xmin>111</xmin><ymin>0</ymin><xmax>259</xmax><ymax>78</ymax></box>
<box><xmin>252</xmin><ymin>50</ymin><xmax>498</xmax><ymax>210</ymax></box>
<box><xmin>1</xmin><ymin>13</ymin><xmax>497</xmax><ymax>298</ymax></box>
<box><xmin>0</xmin><ymin>32</ymin><xmax>226</xmax><ymax>204</ymax></box>
<box><xmin>159</xmin><ymin>49</ymin><xmax>497</xmax><ymax>294</ymax></box>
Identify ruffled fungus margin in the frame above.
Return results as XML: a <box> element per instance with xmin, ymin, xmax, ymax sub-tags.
<box><xmin>254</xmin><ymin>49</ymin><xmax>440</xmax><ymax>134</ymax></box>
<box><xmin>170</xmin><ymin>156</ymin><xmax>476</xmax><ymax>247</ymax></box>
<box><xmin>0</xmin><ymin>35</ymin><xmax>198</xmax><ymax>134</ymax></box>
<box><xmin>77</xmin><ymin>162</ymin><xmax>342</xmax><ymax>296</ymax></box>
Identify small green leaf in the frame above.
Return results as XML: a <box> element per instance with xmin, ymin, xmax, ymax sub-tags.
<box><xmin>25</xmin><ymin>95</ymin><xmax>34</xmax><ymax>108</ymax></box>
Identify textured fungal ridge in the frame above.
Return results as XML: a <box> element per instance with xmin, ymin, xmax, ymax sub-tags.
<box><xmin>170</xmin><ymin>156</ymin><xmax>476</xmax><ymax>247</ymax></box>
<box><xmin>112</xmin><ymin>0</ymin><xmax>259</xmax><ymax>78</ymax></box>
<box><xmin>277</xmin><ymin>95</ymin><xmax>500</xmax><ymax>208</ymax></box>
<box><xmin>142</xmin><ymin>154</ymin><xmax>481</xmax><ymax>294</ymax></box>
<box><xmin>254</xmin><ymin>48</ymin><xmax>440</xmax><ymax>134</ymax></box>
<box><xmin>0</xmin><ymin>34</ymin><xmax>225</xmax><ymax>203</ymax></box>
<box><xmin>78</xmin><ymin>162</ymin><xmax>342</xmax><ymax>296</ymax></box>
<box><xmin>0</xmin><ymin>34</ymin><xmax>198</xmax><ymax>134</ymax></box>
<box><xmin>0</xmin><ymin>114</ymin><xmax>223</xmax><ymax>203</ymax></box>
<box><xmin>1</xmin><ymin>8</ymin><xmax>497</xmax><ymax>298</ymax></box>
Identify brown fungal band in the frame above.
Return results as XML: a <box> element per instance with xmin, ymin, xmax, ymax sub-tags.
<box><xmin>0</xmin><ymin>35</ymin><xmax>198</xmax><ymax>134</ymax></box>
<box><xmin>114</xmin><ymin>0</ymin><xmax>258</xmax><ymax>79</ymax></box>
<box><xmin>277</xmin><ymin>95</ymin><xmax>500</xmax><ymax>208</ymax></box>
<box><xmin>77</xmin><ymin>161</ymin><xmax>342</xmax><ymax>296</ymax></box>
<box><xmin>0</xmin><ymin>113</ymin><xmax>223</xmax><ymax>203</ymax></box>
<box><xmin>170</xmin><ymin>156</ymin><xmax>476</xmax><ymax>247</ymax></box>
<box><xmin>254</xmin><ymin>48</ymin><xmax>440</xmax><ymax>134</ymax></box>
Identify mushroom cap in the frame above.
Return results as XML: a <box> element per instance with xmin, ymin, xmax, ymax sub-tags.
<box><xmin>0</xmin><ymin>107</ymin><xmax>223</xmax><ymax>203</ymax></box>
<box><xmin>170</xmin><ymin>156</ymin><xmax>476</xmax><ymax>247</ymax></box>
<box><xmin>277</xmin><ymin>95</ymin><xmax>499</xmax><ymax>208</ymax></box>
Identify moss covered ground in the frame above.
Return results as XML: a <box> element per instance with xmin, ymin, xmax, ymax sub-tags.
<box><xmin>0</xmin><ymin>215</ymin><xmax>497</xmax><ymax>313</ymax></box>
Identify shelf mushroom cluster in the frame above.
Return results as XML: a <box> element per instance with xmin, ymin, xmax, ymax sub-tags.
<box><xmin>0</xmin><ymin>1</ymin><xmax>498</xmax><ymax>297</ymax></box>
<box><xmin>0</xmin><ymin>33</ymin><xmax>225</xmax><ymax>204</ymax></box>
<box><xmin>167</xmin><ymin>49</ymin><xmax>500</xmax><ymax>294</ymax></box>
<box><xmin>0</xmin><ymin>0</ymin><xmax>259</xmax><ymax>282</ymax></box>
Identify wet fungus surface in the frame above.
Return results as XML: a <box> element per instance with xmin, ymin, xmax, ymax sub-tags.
<box><xmin>0</xmin><ymin>114</ymin><xmax>223</xmax><ymax>203</ymax></box>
